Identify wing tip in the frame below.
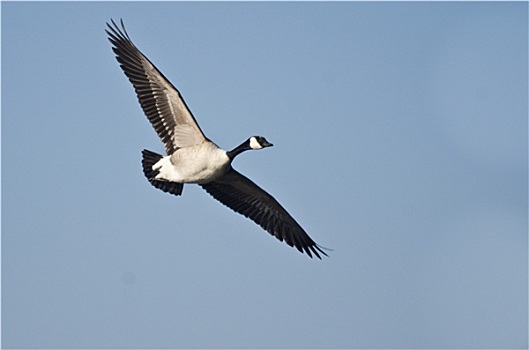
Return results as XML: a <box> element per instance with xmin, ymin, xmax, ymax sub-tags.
<box><xmin>105</xmin><ymin>18</ymin><xmax>131</xmax><ymax>43</ymax></box>
<box><xmin>305</xmin><ymin>243</ymin><xmax>331</xmax><ymax>260</ymax></box>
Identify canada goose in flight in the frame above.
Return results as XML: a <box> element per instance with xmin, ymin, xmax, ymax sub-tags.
<box><xmin>106</xmin><ymin>19</ymin><xmax>327</xmax><ymax>259</ymax></box>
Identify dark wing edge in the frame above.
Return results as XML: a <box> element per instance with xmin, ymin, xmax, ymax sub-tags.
<box><xmin>105</xmin><ymin>19</ymin><xmax>206</xmax><ymax>154</ymax></box>
<box><xmin>200</xmin><ymin>168</ymin><xmax>329</xmax><ymax>259</ymax></box>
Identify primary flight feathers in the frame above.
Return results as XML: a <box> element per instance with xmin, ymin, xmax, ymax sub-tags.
<box><xmin>106</xmin><ymin>19</ymin><xmax>328</xmax><ymax>259</ymax></box>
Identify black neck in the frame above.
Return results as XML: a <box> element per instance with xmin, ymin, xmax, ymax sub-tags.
<box><xmin>226</xmin><ymin>140</ymin><xmax>251</xmax><ymax>160</ymax></box>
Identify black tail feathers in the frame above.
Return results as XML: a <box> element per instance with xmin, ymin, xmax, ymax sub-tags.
<box><xmin>141</xmin><ymin>149</ymin><xmax>184</xmax><ymax>196</ymax></box>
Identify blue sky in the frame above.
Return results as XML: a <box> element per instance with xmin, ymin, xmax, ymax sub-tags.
<box><xmin>2</xmin><ymin>2</ymin><xmax>527</xmax><ymax>348</ymax></box>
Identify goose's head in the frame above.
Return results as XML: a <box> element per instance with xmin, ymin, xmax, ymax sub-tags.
<box><xmin>227</xmin><ymin>136</ymin><xmax>273</xmax><ymax>160</ymax></box>
<box><xmin>249</xmin><ymin>136</ymin><xmax>273</xmax><ymax>150</ymax></box>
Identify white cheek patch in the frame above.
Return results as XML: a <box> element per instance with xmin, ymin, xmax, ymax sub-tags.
<box><xmin>249</xmin><ymin>137</ymin><xmax>263</xmax><ymax>150</ymax></box>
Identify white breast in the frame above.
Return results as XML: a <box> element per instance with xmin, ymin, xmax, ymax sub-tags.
<box><xmin>153</xmin><ymin>142</ymin><xmax>230</xmax><ymax>184</ymax></box>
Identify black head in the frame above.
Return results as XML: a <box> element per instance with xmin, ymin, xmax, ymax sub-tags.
<box><xmin>227</xmin><ymin>136</ymin><xmax>273</xmax><ymax>160</ymax></box>
<box><xmin>249</xmin><ymin>136</ymin><xmax>273</xmax><ymax>150</ymax></box>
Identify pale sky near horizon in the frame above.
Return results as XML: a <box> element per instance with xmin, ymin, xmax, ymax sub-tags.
<box><xmin>2</xmin><ymin>2</ymin><xmax>527</xmax><ymax>348</ymax></box>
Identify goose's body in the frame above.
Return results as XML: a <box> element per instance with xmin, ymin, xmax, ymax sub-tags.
<box><xmin>106</xmin><ymin>19</ymin><xmax>327</xmax><ymax>259</ymax></box>
<box><xmin>153</xmin><ymin>142</ymin><xmax>230</xmax><ymax>184</ymax></box>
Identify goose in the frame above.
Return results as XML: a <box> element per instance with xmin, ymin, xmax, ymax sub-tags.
<box><xmin>106</xmin><ymin>19</ymin><xmax>328</xmax><ymax>259</ymax></box>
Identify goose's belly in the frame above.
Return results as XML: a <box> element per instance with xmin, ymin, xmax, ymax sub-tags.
<box><xmin>153</xmin><ymin>144</ymin><xmax>230</xmax><ymax>184</ymax></box>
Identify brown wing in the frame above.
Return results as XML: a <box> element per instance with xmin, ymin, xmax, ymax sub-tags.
<box><xmin>106</xmin><ymin>19</ymin><xmax>206</xmax><ymax>154</ymax></box>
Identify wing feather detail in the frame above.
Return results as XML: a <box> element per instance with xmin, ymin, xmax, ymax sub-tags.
<box><xmin>201</xmin><ymin>168</ymin><xmax>327</xmax><ymax>259</ymax></box>
<box><xmin>106</xmin><ymin>19</ymin><xmax>206</xmax><ymax>154</ymax></box>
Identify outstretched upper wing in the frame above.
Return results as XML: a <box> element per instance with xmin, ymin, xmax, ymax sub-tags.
<box><xmin>201</xmin><ymin>168</ymin><xmax>328</xmax><ymax>259</ymax></box>
<box><xmin>106</xmin><ymin>19</ymin><xmax>206</xmax><ymax>154</ymax></box>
